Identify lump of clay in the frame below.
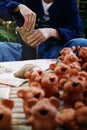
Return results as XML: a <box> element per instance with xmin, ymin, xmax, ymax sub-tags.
<box><xmin>14</xmin><ymin>64</ymin><xmax>40</xmax><ymax>79</ymax></box>
<box><xmin>0</xmin><ymin>98</ymin><xmax>14</xmax><ymax>130</ymax></box>
<box><xmin>16</xmin><ymin>26</ymin><xmax>35</xmax><ymax>46</ymax></box>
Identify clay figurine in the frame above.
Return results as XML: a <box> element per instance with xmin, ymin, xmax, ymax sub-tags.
<box><xmin>0</xmin><ymin>98</ymin><xmax>14</xmax><ymax>130</ymax></box>
<box><xmin>58</xmin><ymin>46</ymin><xmax>76</xmax><ymax>61</ymax></box>
<box><xmin>25</xmin><ymin>69</ymin><xmax>44</xmax><ymax>86</ymax></box>
<box><xmin>60</xmin><ymin>74</ymin><xmax>86</xmax><ymax>107</ymax></box>
<box><xmin>25</xmin><ymin>97</ymin><xmax>62</xmax><ymax>130</ymax></box>
<box><xmin>78</xmin><ymin>46</ymin><xmax>87</xmax><ymax>64</ymax></box>
<box><xmin>58</xmin><ymin>101</ymin><xmax>87</xmax><ymax>130</ymax></box>
<box><xmin>40</xmin><ymin>72</ymin><xmax>59</xmax><ymax>98</ymax></box>
<box><xmin>17</xmin><ymin>87</ymin><xmax>45</xmax><ymax>118</ymax></box>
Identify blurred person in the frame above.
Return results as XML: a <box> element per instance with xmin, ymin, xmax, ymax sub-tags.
<box><xmin>0</xmin><ymin>0</ymin><xmax>87</xmax><ymax>61</ymax></box>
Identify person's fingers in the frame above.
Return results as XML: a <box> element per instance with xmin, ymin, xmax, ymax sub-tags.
<box><xmin>24</xmin><ymin>15</ymin><xmax>30</xmax><ymax>30</ymax></box>
<box><xmin>27</xmin><ymin>31</ymin><xmax>39</xmax><ymax>41</ymax></box>
<box><xmin>30</xmin><ymin>36</ymin><xmax>45</xmax><ymax>47</ymax></box>
<box><xmin>28</xmin><ymin>13</ymin><xmax>36</xmax><ymax>30</ymax></box>
<box><xmin>24</xmin><ymin>13</ymin><xmax>36</xmax><ymax>30</ymax></box>
<box><xmin>27</xmin><ymin>32</ymin><xmax>45</xmax><ymax>47</ymax></box>
<box><xmin>31</xmin><ymin>14</ymin><xmax>36</xmax><ymax>29</ymax></box>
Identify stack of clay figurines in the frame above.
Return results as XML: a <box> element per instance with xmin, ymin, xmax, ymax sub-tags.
<box><xmin>14</xmin><ymin>46</ymin><xmax>87</xmax><ymax>130</ymax></box>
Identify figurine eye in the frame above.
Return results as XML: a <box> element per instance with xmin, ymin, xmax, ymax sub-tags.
<box><xmin>0</xmin><ymin>114</ymin><xmax>3</xmax><ymax>120</ymax></box>
<box><xmin>39</xmin><ymin>110</ymin><xmax>48</xmax><ymax>115</ymax></box>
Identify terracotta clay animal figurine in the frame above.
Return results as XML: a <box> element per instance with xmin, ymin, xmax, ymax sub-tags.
<box><xmin>40</xmin><ymin>72</ymin><xmax>59</xmax><ymax>98</ymax></box>
<box><xmin>25</xmin><ymin>97</ymin><xmax>62</xmax><ymax>130</ymax></box>
<box><xmin>25</xmin><ymin>69</ymin><xmax>44</xmax><ymax>86</ymax></box>
<box><xmin>16</xmin><ymin>26</ymin><xmax>35</xmax><ymax>46</ymax></box>
<box><xmin>53</xmin><ymin>63</ymin><xmax>71</xmax><ymax>83</ymax></box>
<box><xmin>78</xmin><ymin>46</ymin><xmax>87</xmax><ymax>64</ymax></box>
<box><xmin>58</xmin><ymin>46</ymin><xmax>76</xmax><ymax>61</ymax></box>
<box><xmin>17</xmin><ymin>87</ymin><xmax>45</xmax><ymax>118</ymax></box>
<box><xmin>25</xmin><ymin>71</ymin><xmax>59</xmax><ymax>98</ymax></box>
<box><xmin>58</xmin><ymin>102</ymin><xmax>87</xmax><ymax>130</ymax></box>
<box><xmin>0</xmin><ymin>98</ymin><xmax>14</xmax><ymax>130</ymax></box>
<box><xmin>60</xmin><ymin>74</ymin><xmax>86</xmax><ymax>107</ymax></box>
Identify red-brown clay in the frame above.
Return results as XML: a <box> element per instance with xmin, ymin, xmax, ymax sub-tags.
<box><xmin>0</xmin><ymin>99</ymin><xmax>14</xmax><ymax>130</ymax></box>
<box><xmin>17</xmin><ymin>87</ymin><xmax>45</xmax><ymax>118</ymax></box>
<box><xmin>25</xmin><ymin>97</ymin><xmax>62</xmax><ymax>130</ymax></box>
<box><xmin>58</xmin><ymin>102</ymin><xmax>87</xmax><ymax>130</ymax></box>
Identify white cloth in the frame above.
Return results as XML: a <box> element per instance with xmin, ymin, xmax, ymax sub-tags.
<box><xmin>41</xmin><ymin>0</ymin><xmax>53</xmax><ymax>15</ymax></box>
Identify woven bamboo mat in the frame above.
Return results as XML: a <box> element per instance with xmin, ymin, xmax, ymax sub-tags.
<box><xmin>10</xmin><ymin>85</ymin><xmax>32</xmax><ymax>130</ymax></box>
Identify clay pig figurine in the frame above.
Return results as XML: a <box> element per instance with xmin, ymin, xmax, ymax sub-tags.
<box><xmin>25</xmin><ymin>97</ymin><xmax>62</xmax><ymax>130</ymax></box>
<box><xmin>0</xmin><ymin>98</ymin><xmax>14</xmax><ymax>130</ymax></box>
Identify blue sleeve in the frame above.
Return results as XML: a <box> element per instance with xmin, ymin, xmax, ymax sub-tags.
<box><xmin>57</xmin><ymin>0</ymin><xmax>83</xmax><ymax>42</ymax></box>
<box><xmin>4</xmin><ymin>1</ymin><xmax>20</xmax><ymax>12</ymax></box>
<box><xmin>0</xmin><ymin>0</ymin><xmax>20</xmax><ymax>20</ymax></box>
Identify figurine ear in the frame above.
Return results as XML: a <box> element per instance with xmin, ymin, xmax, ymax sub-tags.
<box><xmin>27</xmin><ymin>99</ymin><xmax>37</xmax><ymax>108</ymax></box>
<box><xmin>17</xmin><ymin>89</ymin><xmax>26</xmax><ymax>98</ymax></box>
<box><xmin>49</xmin><ymin>97</ymin><xmax>60</xmax><ymax>108</ymax></box>
<box><xmin>2</xmin><ymin>99</ymin><xmax>14</xmax><ymax>110</ymax></box>
<box><xmin>71</xmin><ymin>46</ymin><xmax>76</xmax><ymax>51</ymax></box>
<box><xmin>24</xmin><ymin>71</ymin><xmax>31</xmax><ymax>78</ymax></box>
<box><xmin>30</xmin><ymin>82</ymin><xmax>41</xmax><ymax>88</ymax></box>
<box><xmin>49</xmin><ymin>63</ymin><xmax>57</xmax><ymax>70</ymax></box>
<box><xmin>74</xmin><ymin>102</ymin><xmax>85</xmax><ymax>109</ymax></box>
<box><xmin>78</xmin><ymin>46</ymin><xmax>81</xmax><ymax>51</ymax></box>
<box><xmin>69</xmin><ymin>69</ymin><xmax>78</xmax><ymax>76</ymax></box>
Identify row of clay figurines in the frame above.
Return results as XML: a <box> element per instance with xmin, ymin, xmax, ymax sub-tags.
<box><xmin>1</xmin><ymin>92</ymin><xmax>87</xmax><ymax>130</ymax></box>
<box><xmin>16</xmin><ymin>46</ymin><xmax>87</xmax><ymax>130</ymax></box>
<box><xmin>1</xmin><ymin>46</ymin><xmax>87</xmax><ymax>130</ymax></box>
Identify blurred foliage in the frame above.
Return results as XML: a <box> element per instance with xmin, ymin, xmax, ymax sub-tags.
<box><xmin>0</xmin><ymin>19</ymin><xmax>19</xmax><ymax>42</ymax></box>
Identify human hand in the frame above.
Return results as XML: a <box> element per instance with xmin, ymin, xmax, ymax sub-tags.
<box><xmin>27</xmin><ymin>28</ymin><xmax>60</xmax><ymax>47</ymax></box>
<box><xmin>18</xmin><ymin>4</ymin><xmax>36</xmax><ymax>30</ymax></box>
<box><xmin>27</xmin><ymin>28</ymin><xmax>52</xmax><ymax>47</ymax></box>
